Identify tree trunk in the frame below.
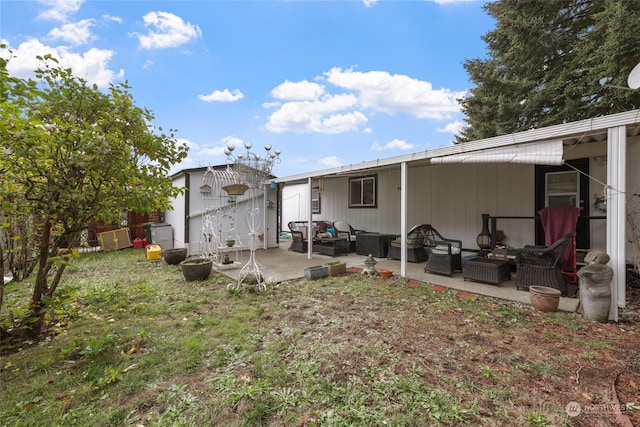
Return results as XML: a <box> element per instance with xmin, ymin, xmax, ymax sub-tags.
<box><xmin>26</xmin><ymin>218</ymin><xmax>54</xmax><ymax>339</ymax></box>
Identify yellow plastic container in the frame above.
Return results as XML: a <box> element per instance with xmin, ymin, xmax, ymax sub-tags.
<box><xmin>145</xmin><ymin>244</ymin><xmax>162</xmax><ymax>261</ymax></box>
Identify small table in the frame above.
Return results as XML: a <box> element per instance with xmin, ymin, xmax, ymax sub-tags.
<box><xmin>312</xmin><ymin>237</ymin><xmax>348</xmax><ymax>257</ymax></box>
<box><xmin>355</xmin><ymin>233</ymin><xmax>398</xmax><ymax>258</ymax></box>
<box><xmin>463</xmin><ymin>257</ymin><xmax>511</xmax><ymax>286</ymax></box>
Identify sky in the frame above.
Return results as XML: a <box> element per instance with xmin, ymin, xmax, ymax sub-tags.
<box><xmin>0</xmin><ymin>0</ymin><xmax>496</xmax><ymax>178</ymax></box>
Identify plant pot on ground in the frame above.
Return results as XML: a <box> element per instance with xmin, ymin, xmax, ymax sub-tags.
<box><xmin>163</xmin><ymin>248</ymin><xmax>188</xmax><ymax>265</ymax></box>
<box><xmin>379</xmin><ymin>269</ymin><xmax>393</xmax><ymax>279</ymax></box>
<box><xmin>325</xmin><ymin>261</ymin><xmax>346</xmax><ymax>276</ymax></box>
<box><xmin>180</xmin><ymin>258</ymin><xmax>213</xmax><ymax>281</ymax></box>
<box><xmin>529</xmin><ymin>285</ymin><xmax>561</xmax><ymax>312</ymax></box>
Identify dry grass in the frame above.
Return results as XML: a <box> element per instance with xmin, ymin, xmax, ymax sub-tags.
<box><xmin>1</xmin><ymin>248</ymin><xmax>638</xmax><ymax>426</ymax></box>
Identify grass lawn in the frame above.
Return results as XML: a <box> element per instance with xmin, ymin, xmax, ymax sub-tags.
<box><xmin>1</xmin><ymin>248</ymin><xmax>639</xmax><ymax>426</ymax></box>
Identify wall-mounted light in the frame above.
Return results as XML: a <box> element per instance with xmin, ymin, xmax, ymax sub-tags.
<box><xmin>200</xmin><ymin>184</ymin><xmax>211</xmax><ymax>195</ymax></box>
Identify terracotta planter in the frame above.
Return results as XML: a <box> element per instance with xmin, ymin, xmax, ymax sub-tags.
<box><xmin>180</xmin><ymin>259</ymin><xmax>212</xmax><ymax>281</ymax></box>
<box><xmin>163</xmin><ymin>248</ymin><xmax>187</xmax><ymax>265</ymax></box>
<box><xmin>379</xmin><ymin>269</ymin><xmax>393</xmax><ymax>279</ymax></box>
<box><xmin>529</xmin><ymin>285</ymin><xmax>561</xmax><ymax>312</ymax></box>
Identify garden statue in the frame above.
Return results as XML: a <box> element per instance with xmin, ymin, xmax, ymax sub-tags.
<box><xmin>577</xmin><ymin>250</ymin><xmax>613</xmax><ymax>323</ymax></box>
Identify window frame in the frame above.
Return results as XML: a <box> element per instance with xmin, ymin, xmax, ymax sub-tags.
<box><xmin>311</xmin><ymin>186</ymin><xmax>321</xmax><ymax>214</ymax></box>
<box><xmin>349</xmin><ymin>175</ymin><xmax>377</xmax><ymax>208</ymax></box>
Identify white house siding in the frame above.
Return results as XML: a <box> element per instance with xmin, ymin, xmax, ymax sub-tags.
<box><xmin>164</xmin><ymin>174</ymin><xmax>186</xmax><ymax>248</ymax></box>
<box><xmin>280</xmin><ymin>163</ymin><xmax>537</xmax><ymax>250</ymax></box>
<box><xmin>168</xmin><ymin>168</ymin><xmax>277</xmax><ymax>256</ymax></box>
<box><xmin>281</xmin><ymin>183</ymin><xmax>310</xmax><ymax>228</ymax></box>
<box><xmin>279</xmin><ymin>138</ymin><xmax>639</xmax><ymax>255</ymax></box>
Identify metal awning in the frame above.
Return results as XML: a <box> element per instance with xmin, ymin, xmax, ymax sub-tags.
<box><xmin>430</xmin><ymin>140</ymin><xmax>564</xmax><ymax>166</ymax></box>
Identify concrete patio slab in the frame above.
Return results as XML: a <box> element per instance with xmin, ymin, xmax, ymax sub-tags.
<box><xmin>215</xmin><ymin>242</ymin><xmax>580</xmax><ymax>312</ymax></box>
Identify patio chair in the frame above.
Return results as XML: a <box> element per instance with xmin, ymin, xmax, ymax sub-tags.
<box><xmin>515</xmin><ymin>231</ymin><xmax>575</xmax><ymax>294</ymax></box>
<box><xmin>423</xmin><ymin>225</ymin><xmax>463</xmax><ymax>276</ymax></box>
<box><xmin>287</xmin><ymin>221</ymin><xmax>309</xmax><ymax>253</ymax></box>
<box><xmin>538</xmin><ymin>206</ymin><xmax>580</xmax><ymax>283</ymax></box>
<box><xmin>387</xmin><ymin>224</ymin><xmax>428</xmax><ymax>263</ymax></box>
<box><xmin>333</xmin><ymin>220</ymin><xmax>364</xmax><ymax>252</ymax></box>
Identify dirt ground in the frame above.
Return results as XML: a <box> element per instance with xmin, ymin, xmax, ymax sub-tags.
<box><xmin>268</xmin><ymin>272</ymin><xmax>640</xmax><ymax>426</ymax></box>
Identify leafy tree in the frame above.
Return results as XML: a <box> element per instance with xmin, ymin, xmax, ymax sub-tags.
<box><xmin>0</xmin><ymin>48</ymin><xmax>188</xmax><ymax>341</ymax></box>
<box><xmin>457</xmin><ymin>0</ymin><xmax>640</xmax><ymax>142</ymax></box>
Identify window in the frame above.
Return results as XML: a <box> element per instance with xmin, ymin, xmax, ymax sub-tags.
<box><xmin>311</xmin><ymin>187</ymin><xmax>321</xmax><ymax>214</ymax></box>
<box><xmin>545</xmin><ymin>171</ymin><xmax>579</xmax><ymax>207</ymax></box>
<box><xmin>349</xmin><ymin>175</ymin><xmax>377</xmax><ymax>208</ymax></box>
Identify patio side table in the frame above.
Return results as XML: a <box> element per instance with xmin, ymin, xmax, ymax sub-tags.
<box><xmin>355</xmin><ymin>233</ymin><xmax>398</xmax><ymax>258</ymax></box>
<box><xmin>463</xmin><ymin>257</ymin><xmax>511</xmax><ymax>286</ymax></box>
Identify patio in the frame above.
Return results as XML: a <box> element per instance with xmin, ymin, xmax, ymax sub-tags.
<box><xmin>215</xmin><ymin>242</ymin><xmax>580</xmax><ymax>312</ymax></box>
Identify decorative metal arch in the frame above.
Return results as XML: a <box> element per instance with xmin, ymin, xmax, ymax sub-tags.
<box><xmin>200</xmin><ymin>165</ymin><xmax>245</xmax><ymax>265</ymax></box>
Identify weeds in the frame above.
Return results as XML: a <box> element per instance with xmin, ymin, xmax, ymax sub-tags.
<box><xmin>0</xmin><ymin>249</ymin><xmax>635</xmax><ymax>426</ymax></box>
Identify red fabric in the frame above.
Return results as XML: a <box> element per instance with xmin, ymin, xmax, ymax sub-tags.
<box><xmin>538</xmin><ymin>206</ymin><xmax>580</xmax><ymax>272</ymax></box>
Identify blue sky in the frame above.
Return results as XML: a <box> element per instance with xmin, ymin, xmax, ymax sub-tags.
<box><xmin>1</xmin><ymin>0</ymin><xmax>495</xmax><ymax>177</ymax></box>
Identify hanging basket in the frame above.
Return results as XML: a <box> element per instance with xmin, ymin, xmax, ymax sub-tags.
<box><xmin>223</xmin><ymin>183</ymin><xmax>249</xmax><ymax>196</ymax></box>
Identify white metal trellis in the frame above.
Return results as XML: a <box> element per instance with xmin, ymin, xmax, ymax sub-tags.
<box><xmin>201</xmin><ymin>166</ymin><xmax>244</xmax><ymax>266</ymax></box>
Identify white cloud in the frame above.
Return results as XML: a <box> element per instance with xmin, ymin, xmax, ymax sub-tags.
<box><xmin>48</xmin><ymin>19</ymin><xmax>96</xmax><ymax>45</ymax></box>
<box><xmin>103</xmin><ymin>15</ymin><xmax>122</xmax><ymax>24</ymax></box>
<box><xmin>4</xmin><ymin>39</ymin><xmax>123</xmax><ymax>88</ymax></box>
<box><xmin>437</xmin><ymin>120</ymin><xmax>464</xmax><ymax>134</ymax></box>
<box><xmin>136</xmin><ymin>11</ymin><xmax>202</xmax><ymax>49</ymax></box>
<box><xmin>318</xmin><ymin>156</ymin><xmax>342</xmax><ymax>168</ymax></box>
<box><xmin>325</xmin><ymin>67</ymin><xmax>463</xmax><ymax>120</ymax></box>
<box><xmin>265</xmin><ymin>93</ymin><xmax>366</xmax><ymax>134</ymax></box>
<box><xmin>363</xmin><ymin>0</ymin><xmax>379</xmax><ymax>6</ymax></box>
<box><xmin>198</xmin><ymin>89</ymin><xmax>244</xmax><ymax>103</ymax></box>
<box><xmin>37</xmin><ymin>0</ymin><xmax>84</xmax><ymax>22</ymax></box>
<box><xmin>271</xmin><ymin>80</ymin><xmax>325</xmax><ymax>101</ymax></box>
<box><xmin>371</xmin><ymin>138</ymin><xmax>415</xmax><ymax>152</ymax></box>
<box><xmin>264</xmin><ymin>67</ymin><xmax>464</xmax><ymax>135</ymax></box>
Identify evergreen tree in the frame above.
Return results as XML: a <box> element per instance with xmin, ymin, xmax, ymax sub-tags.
<box><xmin>458</xmin><ymin>0</ymin><xmax>640</xmax><ymax>142</ymax></box>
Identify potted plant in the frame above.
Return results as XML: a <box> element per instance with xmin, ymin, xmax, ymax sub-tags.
<box><xmin>180</xmin><ymin>258</ymin><xmax>213</xmax><ymax>281</ymax></box>
<box><xmin>379</xmin><ymin>269</ymin><xmax>393</xmax><ymax>279</ymax></box>
<box><xmin>325</xmin><ymin>260</ymin><xmax>347</xmax><ymax>276</ymax></box>
<box><xmin>163</xmin><ymin>248</ymin><xmax>188</xmax><ymax>265</ymax></box>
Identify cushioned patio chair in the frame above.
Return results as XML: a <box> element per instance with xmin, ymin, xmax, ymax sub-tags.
<box><xmin>387</xmin><ymin>224</ymin><xmax>428</xmax><ymax>263</ymax></box>
<box><xmin>423</xmin><ymin>225</ymin><xmax>463</xmax><ymax>276</ymax></box>
<box><xmin>515</xmin><ymin>231</ymin><xmax>575</xmax><ymax>294</ymax></box>
<box><xmin>333</xmin><ymin>220</ymin><xmax>364</xmax><ymax>252</ymax></box>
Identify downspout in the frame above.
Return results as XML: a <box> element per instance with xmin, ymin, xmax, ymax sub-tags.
<box><xmin>184</xmin><ymin>173</ymin><xmax>190</xmax><ymax>246</ymax></box>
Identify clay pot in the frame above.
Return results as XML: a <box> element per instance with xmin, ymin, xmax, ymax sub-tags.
<box><xmin>529</xmin><ymin>286</ymin><xmax>561</xmax><ymax>312</ymax></box>
<box><xmin>180</xmin><ymin>259</ymin><xmax>212</xmax><ymax>281</ymax></box>
<box><xmin>163</xmin><ymin>248</ymin><xmax>188</xmax><ymax>265</ymax></box>
<box><xmin>379</xmin><ymin>269</ymin><xmax>393</xmax><ymax>279</ymax></box>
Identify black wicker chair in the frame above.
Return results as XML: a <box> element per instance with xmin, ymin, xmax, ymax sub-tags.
<box><xmin>515</xmin><ymin>231</ymin><xmax>575</xmax><ymax>294</ymax></box>
<box><xmin>288</xmin><ymin>221</ymin><xmax>309</xmax><ymax>253</ymax></box>
<box><xmin>423</xmin><ymin>225</ymin><xmax>463</xmax><ymax>276</ymax></box>
<box><xmin>387</xmin><ymin>224</ymin><xmax>428</xmax><ymax>263</ymax></box>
